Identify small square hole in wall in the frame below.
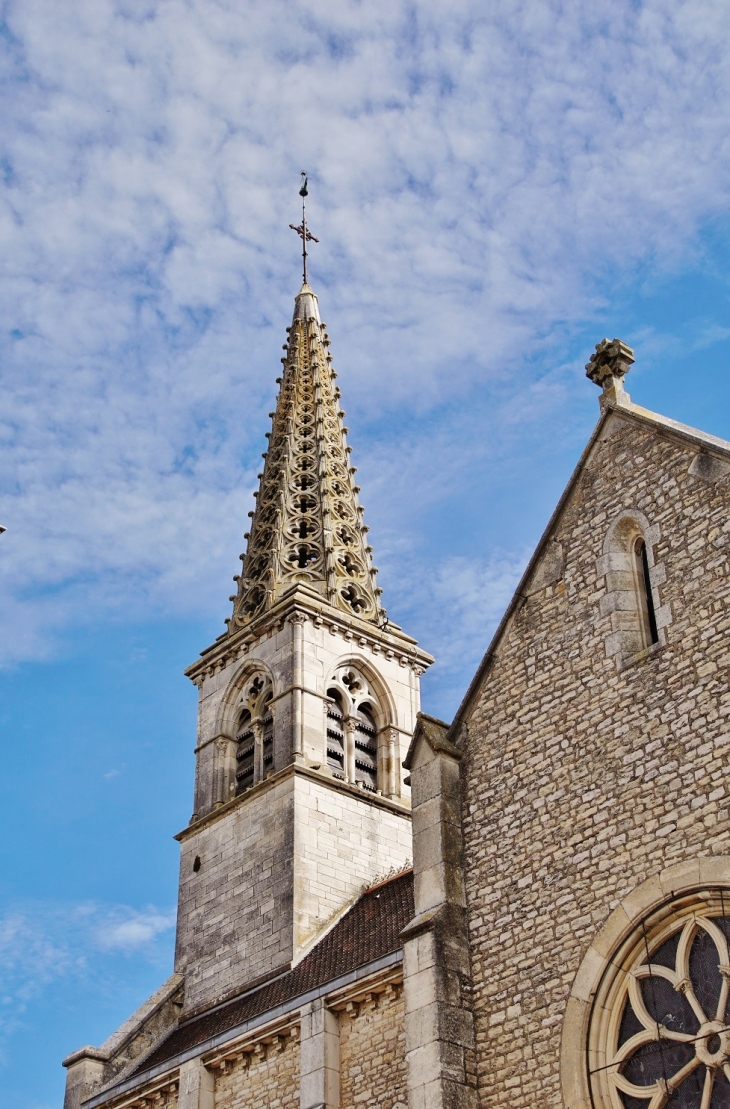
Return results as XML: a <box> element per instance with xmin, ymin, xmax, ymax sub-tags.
<box><xmin>193</xmin><ymin>856</ymin><xmax>201</xmax><ymax>873</ymax></box>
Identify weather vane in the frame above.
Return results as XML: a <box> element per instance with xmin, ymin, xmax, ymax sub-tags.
<box><xmin>289</xmin><ymin>172</ymin><xmax>319</xmax><ymax>285</ymax></box>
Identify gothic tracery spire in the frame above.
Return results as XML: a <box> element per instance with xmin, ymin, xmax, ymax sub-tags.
<box><xmin>228</xmin><ymin>281</ymin><xmax>384</xmax><ymax>631</ymax></box>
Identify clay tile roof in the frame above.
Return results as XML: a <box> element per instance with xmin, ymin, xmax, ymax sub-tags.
<box><xmin>135</xmin><ymin>870</ymin><xmax>414</xmax><ymax>1074</ymax></box>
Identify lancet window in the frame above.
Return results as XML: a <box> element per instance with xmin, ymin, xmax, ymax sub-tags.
<box><xmin>353</xmin><ymin>704</ymin><xmax>378</xmax><ymax>791</ymax></box>
<box><xmin>599</xmin><ymin>511</ymin><xmax>666</xmax><ymax>668</ymax></box>
<box><xmin>326</xmin><ymin>690</ymin><xmax>346</xmax><ymax>779</ymax></box>
<box><xmin>261</xmin><ymin>700</ymin><xmax>274</xmax><ymax>776</ymax></box>
<box><xmin>235</xmin><ymin>709</ymin><xmax>255</xmax><ymax>793</ymax></box>
<box><xmin>633</xmin><ymin>537</ymin><xmax>659</xmax><ymax>647</ymax></box>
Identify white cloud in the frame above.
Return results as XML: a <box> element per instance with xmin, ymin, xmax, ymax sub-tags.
<box><xmin>2</xmin><ymin>0</ymin><xmax>730</xmax><ymax>663</ymax></box>
<box><xmin>395</xmin><ymin>550</ymin><xmax>528</xmax><ymax>716</ymax></box>
<box><xmin>0</xmin><ymin>899</ymin><xmax>175</xmax><ymax>1039</ymax></box>
<box><xmin>93</xmin><ymin>908</ymin><xmax>176</xmax><ymax>952</ymax></box>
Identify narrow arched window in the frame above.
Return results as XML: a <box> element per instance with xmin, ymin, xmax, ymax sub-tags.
<box><xmin>236</xmin><ymin>709</ymin><xmax>255</xmax><ymax>794</ymax></box>
<box><xmin>326</xmin><ymin>689</ymin><xmax>345</xmax><ymax>779</ymax></box>
<box><xmin>634</xmin><ymin>537</ymin><xmax>658</xmax><ymax>646</ymax></box>
<box><xmin>261</xmin><ymin>693</ymin><xmax>274</xmax><ymax>776</ymax></box>
<box><xmin>354</xmin><ymin>703</ymin><xmax>378</xmax><ymax>792</ymax></box>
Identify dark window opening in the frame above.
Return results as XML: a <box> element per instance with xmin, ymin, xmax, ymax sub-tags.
<box><xmin>635</xmin><ymin>538</ymin><xmax>659</xmax><ymax>646</ymax></box>
<box><xmin>326</xmin><ymin>689</ymin><xmax>345</xmax><ymax>779</ymax></box>
<box><xmin>354</xmin><ymin>703</ymin><xmax>378</xmax><ymax>792</ymax></box>
<box><xmin>236</xmin><ymin>709</ymin><xmax>254</xmax><ymax>794</ymax></box>
<box><xmin>262</xmin><ymin>702</ymin><xmax>274</xmax><ymax>772</ymax></box>
<box><xmin>296</xmin><ymin>545</ymin><xmax>315</xmax><ymax>568</ymax></box>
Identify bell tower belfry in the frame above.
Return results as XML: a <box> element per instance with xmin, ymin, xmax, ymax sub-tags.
<box><xmin>174</xmin><ymin>218</ymin><xmax>432</xmax><ymax>1016</ymax></box>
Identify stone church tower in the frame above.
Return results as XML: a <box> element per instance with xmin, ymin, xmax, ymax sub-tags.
<box><xmin>62</xmin><ymin>276</ymin><xmax>432</xmax><ymax>1109</ymax></box>
<box><xmin>175</xmin><ymin>279</ymin><xmax>430</xmax><ymax>1017</ymax></box>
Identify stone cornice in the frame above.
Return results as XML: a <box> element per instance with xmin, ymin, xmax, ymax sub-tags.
<box><xmin>185</xmin><ymin>585</ymin><xmax>433</xmax><ymax>684</ymax></box>
<box><xmin>80</xmin><ymin>954</ymin><xmax>403</xmax><ymax>1109</ymax></box>
<box><xmin>175</xmin><ymin>761</ymin><xmax>412</xmax><ymax>842</ymax></box>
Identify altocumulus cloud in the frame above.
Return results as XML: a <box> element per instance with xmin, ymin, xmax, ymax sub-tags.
<box><xmin>2</xmin><ymin>0</ymin><xmax>730</xmax><ymax>664</ymax></box>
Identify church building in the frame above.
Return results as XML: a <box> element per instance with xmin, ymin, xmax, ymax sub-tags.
<box><xmin>62</xmin><ymin>255</ymin><xmax>730</xmax><ymax>1107</ymax></box>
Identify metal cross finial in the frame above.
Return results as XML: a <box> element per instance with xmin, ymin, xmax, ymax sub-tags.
<box><xmin>289</xmin><ymin>172</ymin><xmax>319</xmax><ymax>285</ymax></box>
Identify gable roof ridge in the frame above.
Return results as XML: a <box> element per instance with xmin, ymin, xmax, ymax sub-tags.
<box><xmin>446</xmin><ymin>396</ymin><xmax>730</xmax><ymax>741</ymax></box>
<box><xmin>619</xmin><ymin>399</ymin><xmax>730</xmax><ymax>456</ymax></box>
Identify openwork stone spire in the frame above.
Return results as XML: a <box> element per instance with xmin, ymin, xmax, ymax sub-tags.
<box><xmin>228</xmin><ymin>283</ymin><xmax>384</xmax><ymax>630</ymax></box>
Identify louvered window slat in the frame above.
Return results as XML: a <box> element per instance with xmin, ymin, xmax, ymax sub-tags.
<box><xmin>236</xmin><ymin>712</ymin><xmax>255</xmax><ymax>793</ymax></box>
<box><xmin>354</xmin><ymin>705</ymin><xmax>378</xmax><ymax>792</ymax></box>
<box><xmin>326</xmin><ymin>692</ymin><xmax>345</xmax><ymax>778</ymax></box>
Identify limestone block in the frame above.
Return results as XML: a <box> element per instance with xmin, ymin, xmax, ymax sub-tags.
<box><xmin>62</xmin><ymin>1052</ymin><xmax>106</xmax><ymax>1109</ymax></box>
<box><xmin>178</xmin><ymin>1058</ymin><xmax>214</xmax><ymax>1109</ymax></box>
<box><xmin>300</xmin><ymin>999</ymin><xmax>339</xmax><ymax>1109</ymax></box>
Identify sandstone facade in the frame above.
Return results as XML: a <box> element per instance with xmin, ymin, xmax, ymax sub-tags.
<box><xmin>420</xmin><ymin>350</ymin><xmax>730</xmax><ymax>1108</ymax></box>
<box><xmin>338</xmin><ymin>984</ymin><xmax>407</xmax><ymax>1109</ymax></box>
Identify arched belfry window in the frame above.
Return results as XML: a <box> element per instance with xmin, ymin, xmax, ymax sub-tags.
<box><xmin>234</xmin><ymin>672</ymin><xmax>274</xmax><ymax>794</ymax></box>
<box><xmin>326</xmin><ymin>689</ymin><xmax>345</xmax><ymax>779</ymax></box>
<box><xmin>325</xmin><ymin>664</ymin><xmax>394</xmax><ymax>795</ymax></box>
<box><xmin>261</xmin><ymin>693</ymin><xmax>274</xmax><ymax>777</ymax></box>
<box><xmin>236</xmin><ymin>708</ymin><xmax>255</xmax><ymax>793</ymax></box>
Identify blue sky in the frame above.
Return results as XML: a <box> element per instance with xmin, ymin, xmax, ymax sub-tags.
<box><xmin>2</xmin><ymin>0</ymin><xmax>730</xmax><ymax>1104</ymax></box>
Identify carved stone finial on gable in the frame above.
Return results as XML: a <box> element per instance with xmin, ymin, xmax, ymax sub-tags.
<box><xmin>586</xmin><ymin>338</ymin><xmax>635</xmax><ymax>407</ymax></box>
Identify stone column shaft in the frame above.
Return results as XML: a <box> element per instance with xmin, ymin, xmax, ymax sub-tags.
<box><xmin>178</xmin><ymin>1057</ymin><xmax>215</xmax><ymax>1109</ymax></box>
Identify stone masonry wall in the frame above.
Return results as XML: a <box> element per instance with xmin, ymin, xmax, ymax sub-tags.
<box><xmin>175</xmin><ymin>768</ymin><xmax>411</xmax><ymax>1014</ymax></box>
<box><xmin>213</xmin><ymin>1033</ymin><xmax>300</xmax><ymax>1109</ymax></box>
<box><xmin>339</xmin><ymin>986</ymin><xmax>407</xmax><ymax>1109</ymax></box>
<box><xmin>460</xmin><ymin>414</ymin><xmax>730</xmax><ymax>1105</ymax></box>
<box><xmin>175</xmin><ymin>775</ymin><xmax>295</xmax><ymax>1013</ymax></box>
<box><xmin>293</xmin><ymin>775</ymin><xmax>413</xmax><ymax>955</ymax></box>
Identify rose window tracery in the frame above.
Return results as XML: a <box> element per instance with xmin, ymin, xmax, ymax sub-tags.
<box><xmin>591</xmin><ymin>899</ymin><xmax>730</xmax><ymax>1109</ymax></box>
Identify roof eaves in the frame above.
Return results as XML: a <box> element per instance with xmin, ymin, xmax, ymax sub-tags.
<box><xmin>81</xmin><ymin>950</ymin><xmax>403</xmax><ymax>1109</ymax></box>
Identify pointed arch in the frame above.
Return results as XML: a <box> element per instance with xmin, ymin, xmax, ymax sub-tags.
<box><xmin>324</xmin><ymin>656</ymin><xmax>400</xmax><ymax>796</ymax></box>
<box><xmin>212</xmin><ymin>660</ymin><xmax>277</xmax><ymax>800</ymax></box>
<box><xmin>215</xmin><ymin>659</ymin><xmax>276</xmax><ymax>739</ymax></box>
<box><xmin>324</xmin><ymin>654</ymin><xmax>396</xmax><ymax>730</ymax></box>
<box><xmin>598</xmin><ymin>509</ymin><xmax>668</xmax><ymax>667</ymax></box>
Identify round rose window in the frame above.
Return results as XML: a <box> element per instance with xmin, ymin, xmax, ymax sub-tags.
<box><xmin>589</xmin><ymin>895</ymin><xmax>730</xmax><ymax>1108</ymax></box>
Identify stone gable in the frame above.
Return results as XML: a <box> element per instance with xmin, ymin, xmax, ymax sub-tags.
<box><xmin>458</xmin><ymin>406</ymin><xmax>730</xmax><ymax>1106</ymax></box>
